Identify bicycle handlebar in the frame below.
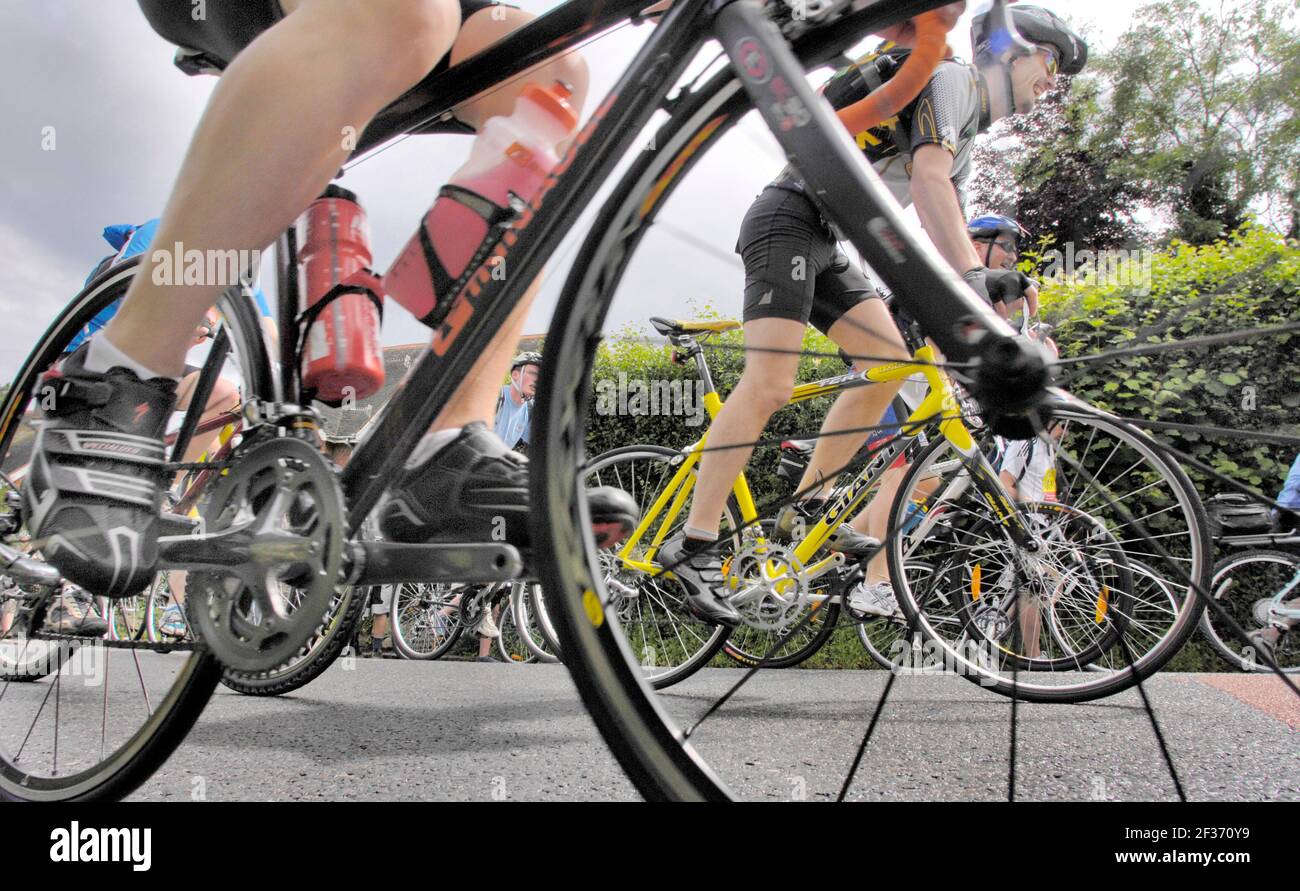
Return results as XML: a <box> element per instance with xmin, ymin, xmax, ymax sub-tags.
<box><xmin>833</xmin><ymin>9</ymin><xmax>949</xmax><ymax>134</ymax></box>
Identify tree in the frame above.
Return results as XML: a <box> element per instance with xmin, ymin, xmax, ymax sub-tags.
<box><xmin>1095</xmin><ymin>0</ymin><xmax>1300</xmax><ymax>243</ymax></box>
<box><xmin>970</xmin><ymin>76</ymin><xmax>1144</xmax><ymax>252</ymax></box>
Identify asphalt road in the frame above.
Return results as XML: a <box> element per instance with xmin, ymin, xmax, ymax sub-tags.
<box><xmin>118</xmin><ymin>660</ymin><xmax>1298</xmax><ymax>802</ymax></box>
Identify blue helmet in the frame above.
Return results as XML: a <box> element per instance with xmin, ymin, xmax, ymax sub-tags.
<box><xmin>968</xmin><ymin>214</ymin><xmax>1029</xmax><ymax>243</ymax></box>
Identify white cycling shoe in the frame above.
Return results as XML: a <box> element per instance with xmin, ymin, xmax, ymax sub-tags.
<box><xmin>848</xmin><ymin>580</ymin><xmax>902</xmax><ymax>619</ymax></box>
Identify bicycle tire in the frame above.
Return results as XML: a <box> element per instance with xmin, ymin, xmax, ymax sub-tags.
<box><xmin>1199</xmin><ymin>550</ymin><xmax>1300</xmax><ymax>673</ymax></box>
<box><xmin>514</xmin><ymin>583</ymin><xmax>561</xmax><ymax>663</ymax></box>
<box><xmin>391</xmin><ymin>582</ymin><xmax>465</xmax><ymax>660</ymax></box>
<box><xmin>497</xmin><ymin>588</ymin><xmax>537</xmax><ymax>664</ymax></box>
<box><xmin>531</xmin><ymin>9</ymin><xmax>921</xmax><ymax>798</ymax></box>
<box><xmin>0</xmin><ymin>258</ymin><xmax>268</xmax><ymax>800</ymax></box>
<box><xmin>888</xmin><ymin>404</ymin><xmax>1210</xmax><ymax>703</ymax></box>
<box><xmin>528</xmin><ymin>583</ymin><xmax>565</xmax><ymax>661</ymax></box>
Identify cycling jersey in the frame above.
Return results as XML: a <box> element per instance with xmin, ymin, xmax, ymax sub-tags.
<box><xmin>772</xmin><ymin>48</ymin><xmax>991</xmax><ymax>213</ymax></box>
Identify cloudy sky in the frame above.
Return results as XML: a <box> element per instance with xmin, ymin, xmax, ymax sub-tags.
<box><xmin>0</xmin><ymin>1</ymin><xmax>1144</xmax><ymax>380</ymax></box>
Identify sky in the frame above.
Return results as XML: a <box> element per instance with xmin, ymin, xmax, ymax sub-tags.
<box><xmin>0</xmin><ymin>1</ymin><xmax>1149</xmax><ymax>381</ymax></box>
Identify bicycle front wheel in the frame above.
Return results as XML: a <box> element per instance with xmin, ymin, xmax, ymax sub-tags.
<box><xmin>888</xmin><ymin>403</ymin><xmax>1210</xmax><ymax>703</ymax></box>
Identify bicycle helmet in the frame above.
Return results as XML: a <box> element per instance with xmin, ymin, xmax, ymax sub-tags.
<box><xmin>971</xmin><ymin>4</ymin><xmax>1088</xmax><ymax>75</ymax></box>
<box><xmin>969</xmin><ymin>214</ymin><xmax>1030</xmax><ymax>267</ymax></box>
<box><xmin>968</xmin><ymin>214</ymin><xmax>1030</xmax><ymax>242</ymax></box>
<box><xmin>510</xmin><ymin>351</ymin><xmax>542</xmax><ymax>372</ymax></box>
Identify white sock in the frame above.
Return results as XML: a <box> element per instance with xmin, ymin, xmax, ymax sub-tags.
<box><xmin>84</xmin><ymin>333</ymin><xmax>177</xmax><ymax>382</ymax></box>
<box><xmin>405</xmin><ymin>427</ymin><xmax>463</xmax><ymax>469</ymax></box>
<box><xmin>683</xmin><ymin>525</ymin><xmax>718</xmax><ymax>542</ymax></box>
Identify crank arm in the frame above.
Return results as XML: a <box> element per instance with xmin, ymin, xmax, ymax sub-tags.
<box><xmin>157</xmin><ymin>523</ymin><xmax>256</xmax><ymax>571</ymax></box>
<box><xmin>346</xmin><ymin>541</ymin><xmax>523</xmax><ymax>586</ymax></box>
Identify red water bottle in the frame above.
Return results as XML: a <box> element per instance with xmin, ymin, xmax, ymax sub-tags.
<box><xmin>296</xmin><ymin>185</ymin><xmax>385</xmax><ymax>404</ymax></box>
<box><xmin>384</xmin><ymin>82</ymin><xmax>579</xmax><ymax>327</ymax></box>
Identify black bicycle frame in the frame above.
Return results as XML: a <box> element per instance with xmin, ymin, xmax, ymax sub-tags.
<box><xmin>266</xmin><ymin>0</ymin><xmax>1008</xmax><ymax>536</ymax></box>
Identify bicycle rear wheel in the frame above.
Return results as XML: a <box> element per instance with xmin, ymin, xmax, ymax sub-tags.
<box><xmin>0</xmin><ymin>259</ymin><xmax>268</xmax><ymax>800</ymax></box>
<box><xmin>1199</xmin><ymin>550</ymin><xmax>1300</xmax><ymax>672</ymax></box>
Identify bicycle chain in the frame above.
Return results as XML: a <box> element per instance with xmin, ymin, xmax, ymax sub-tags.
<box><xmin>27</xmin><ymin>632</ymin><xmax>201</xmax><ymax>653</ymax></box>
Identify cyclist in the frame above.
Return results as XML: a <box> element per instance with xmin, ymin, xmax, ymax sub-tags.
<box><xmin>26</xmin><ymin>0</ymin><xmax>637</xmax><ymax>599</ymax></box>
<box><xmin>661</xmin><ymin>7</ymin><xmax>1086</xmax><ymax>626</ymax></box>
<box><xmin>495</xmin><ymin>352</ymin><xmax>540</xmax><ymax>455</ymax></box>
<box><xmin>670</xmin><ymin>5</ymin><xmax>1086</xmax><ymax>624</ymax></box>
<box><xmin>966</xmin><ymin>213</ymin><xmax>1039</xmax><ymax>320</ymax></box>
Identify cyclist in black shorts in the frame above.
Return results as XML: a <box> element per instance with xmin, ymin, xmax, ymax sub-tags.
<box><xmin>661</xmin><ymin>6</ymin><xmax>1087</xmax><ymax>625</ymax></box>
<box><xmin>26</xmin><ymin>0</ymin><xmax>639</xmax><ymax>598</ymax></box>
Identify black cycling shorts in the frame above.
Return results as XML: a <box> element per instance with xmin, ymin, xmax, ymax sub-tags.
<box><xmin>136</xmin><ymin>0</ymin><xmax>510</xmax><ymax>134</ymax></box>
<box><xmin>736</xmin><ymin>185</ymin><xmax>877</xmax><ymax>334</ymax></box>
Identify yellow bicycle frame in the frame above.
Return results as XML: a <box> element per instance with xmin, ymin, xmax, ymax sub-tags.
<box><xmin>614</xmin><ymin>343</ymin><xmax>983</xmax><ymax>577</ymax></box>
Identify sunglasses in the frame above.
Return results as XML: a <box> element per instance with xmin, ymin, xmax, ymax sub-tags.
<box><xmin>1039</xmin><ymin>46</ymin><xmax>1060</xmax><ymax>78</ymax></box>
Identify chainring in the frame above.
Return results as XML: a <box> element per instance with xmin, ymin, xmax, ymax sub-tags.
<box><xmin>187</xmin><ymin>436</ymin><xmax>345</xmax><ymax>671</ymax></box>
<box><xmin>724</xmin><ymin>538</ymin><xmax>812</xmax><ymax>631</ymax></box>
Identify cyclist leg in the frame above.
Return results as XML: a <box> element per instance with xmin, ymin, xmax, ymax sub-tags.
<box><xmin>794</xmin><ymin>273</ymin><xmax>908</xmax><ymax>503</ymax></box>
<box><xmin>105</xmin><ymin>0</ymin><xmax>464</xmax><ymax>377</ymax></box>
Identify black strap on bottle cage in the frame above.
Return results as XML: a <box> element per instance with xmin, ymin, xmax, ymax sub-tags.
<box><xmin>417</xmin><ymin>183</ymin><xmax>523</xmax><ymax>331</ymax></box>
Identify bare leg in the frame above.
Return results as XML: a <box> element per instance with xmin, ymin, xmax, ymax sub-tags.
<box><xmin>794</xmin><ymin>299</ymin><xmax>907</xmax><ymax>501</ymax></box>
<box><xmin>684</xmin><ymin>318</ymin><xmax>804</xmax><ymax>534</ymax></box>
<box><xmin>104</xmin><ymin>0</ymin><xmax>464</xmax><ymax>376</ymax></box>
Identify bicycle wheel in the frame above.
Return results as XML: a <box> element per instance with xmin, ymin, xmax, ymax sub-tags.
<box><xmin>530</xmin><ymin>0</ymin><xmax>1249</xmax><ymax>800</ymax></box>
<box><xmin>854</xmin><ymin>561</ymin><xmax>944</xmax><ymax>672</ymax></box>
<box><xmin>390</xmin><ymin>582</ymin><xmax>464</xmax><ymax>660</ymax></box>
<box><xmin>527</xmin><ymin>583</ymin><xmax>564</xmax><ymax>660</ymax></box>
<box><xmin>1199</xmin><ymin>550</ymin><xmax>1300</xmax><ymax>673</ymax></box>
<box><xmin>497</xmin><ymin>590</ymin><xmax>537</xmax><ymax>664</ymax></box>
<box><xmin>0</xmin><ymin>258</ymin><xmax>269</xmax><ymax>800</ymax></box>
<box><xmin>888</xmin><ymin>402</ymin><xmax>1209</xmax><ymax>703</ymax></box>
<box><xmin>583</xmin><ymin>446</ymin><xmax>733</xmax><ymax>690</ymax></box>
<box><xmin>514</xmin><ymin>583</ymin><xmax>561</xmax><ymax>664</ymax></box>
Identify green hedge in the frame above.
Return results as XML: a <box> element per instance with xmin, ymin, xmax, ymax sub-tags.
<box><xmin>586</xmin><ymin>319</ymin><xmax>849</xmax><ymax>511</ymax></box>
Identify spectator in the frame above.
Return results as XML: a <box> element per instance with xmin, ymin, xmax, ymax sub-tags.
<box><xmin>494</xmin><ymin>352</ymin><xmax>540</xmax><ymax>455</ymax></box>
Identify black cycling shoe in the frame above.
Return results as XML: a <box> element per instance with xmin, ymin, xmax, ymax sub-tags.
<box><xmin>657</xmin><ymin>533</ymin><xmax>742</xmax><ymax>628</ymax></box>
<box><xmin>24</xmin><ymin>344</ymin><xmax>177</xmax><ymax>599</ymax></box>
<box><xmin>378</xmin><ymin>422</ymin><xmax>637</xmax><ymax>549</ymax></box>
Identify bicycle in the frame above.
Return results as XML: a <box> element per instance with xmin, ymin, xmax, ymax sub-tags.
<box><xmin>2</xmin><ymin>0</ymin><xmax>1292</xmax><ymax>802</ymax></box>
<box><xmin>1199</xmin><ymin>531</ymin><xmax>1300</xmax><ymax>673</ymax></box>
<box><xmin>587</xmin><ymin>314</ymin><xmax>1210</xmax><ymax>701</ymax></box>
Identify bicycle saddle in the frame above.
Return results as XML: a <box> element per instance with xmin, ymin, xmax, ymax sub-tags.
<box><xmin>649</xmin><ymin>317</ymin><xmax>742</xmax><ymax>337</ymax></box>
